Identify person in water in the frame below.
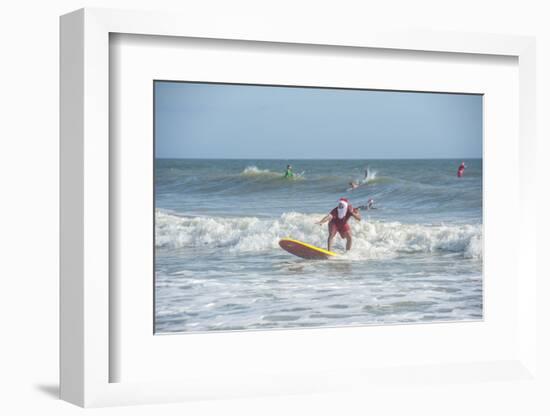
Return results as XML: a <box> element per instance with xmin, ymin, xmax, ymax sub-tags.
<box><xmin>316</xmin><ymin>198</ymin><xmax>361</xmax><ymax>251</ymax></box>
<box><xmin>357</xmin><ymin>199</ymin><xmax>376</xmax><ymax>210</ymax></box>
<box><xmin>348</xmin><ymin>181</ymin><xmax>359</xmax><ymax>190</ymax></box>
<box><xmin>457</xmin><ymin>161</ymin><xmax>466</xmax><ymax>178</ymax></box>
<box><xmin>348</xmin><ymin>167</ymin><xmax>370</xmax><ymax>191</ymax></box>
<box><xmin>283</xmin><ymin>164</ymin><xmax>294</xmax><ymax>178</ymax></box>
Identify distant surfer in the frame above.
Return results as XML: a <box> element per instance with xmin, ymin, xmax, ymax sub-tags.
<box><xmin>357</xmin><ymin>199</ymin><xmax>376</xmax><ymax>211</ymax></box>
<box><xmin>348</xmin><ymin>167</ymin><xmax>372</xmax><ymax>191</ymax></box>
<box><xmin>283</xmin><ymin>164</ymin><xmax>294</xmax><ymax>179</ymax></box>
<box><xmin>348</xmin><ymin>181</ymin><xmax>359</xmax><ymax>191</ymax></box>
<box><xmin>457</xmin><ymin>162</ymin><xmax>466</xmax><ymax>178</ymax></box>
<box><xmin>316</xmin><ymin>198</ymin><xmax>361</xmax><ymax>251</ymax></box>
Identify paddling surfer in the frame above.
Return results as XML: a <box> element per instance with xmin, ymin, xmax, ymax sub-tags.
<box><xmin>356</xmin><ymin>199</ymin><xmax>376</xmax><ymax>211</ymax></box>
<box><xmin>283</xmin><ymin>164</ymin><xmax>294</xmax><ymax>179</ymax></box>
<box><xmin>316</xmin><ymin>198</ymin><xmax>361</xmax><ymax>252</ymax></box>
<box><xmin>348</xmin><ymin>181</ymin><xmax>359</xmax><ymax>191</ymax></box>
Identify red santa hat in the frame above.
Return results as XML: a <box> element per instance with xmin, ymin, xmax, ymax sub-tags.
<box><xmin>337</xmin><ymin>198</ymin><xmax>349</xmax><ymax>219</ymax></box>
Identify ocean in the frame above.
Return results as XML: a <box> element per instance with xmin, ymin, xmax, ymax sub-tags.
<box><xmin>155</xmin><ymin>159</ymin><xmax>483</xmax><ymax>333</ymax></box>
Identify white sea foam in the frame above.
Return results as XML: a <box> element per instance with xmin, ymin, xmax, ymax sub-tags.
<box><xmin>241</xmin><ymin>165</ymin><xmax>279</xmax><ymax>176</ymax></box>
<box><xmin>362</xmin><ymin>168</ymin><xmax>378</xmax><ymax>184</ymax></box>
<box><xmin>463</xmin><ymin>234</ymin><xmax>483</xmax><ymax>259</ymax></box>
<box><xmin>156</xmin><ymin>210</ymin><xmax>482</xmax><ymax>259</ymax></box>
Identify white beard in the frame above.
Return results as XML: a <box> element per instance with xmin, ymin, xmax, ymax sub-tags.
<box><xmin>337</xmin><ymin>203</ymin><xmax>348</xmax><ymax>219</ymax></box>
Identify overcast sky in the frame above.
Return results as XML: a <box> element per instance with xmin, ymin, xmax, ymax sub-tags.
<box><xmin>155</xmin><ymin>81</ymin><xmax>482</xmax><ymax>159</ymax></box>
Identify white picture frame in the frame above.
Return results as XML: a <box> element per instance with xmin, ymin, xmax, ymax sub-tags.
<box><xmin>60</xmin><ymin>8</ymin><xmax>537</xmax><ymax>408</ymax></box>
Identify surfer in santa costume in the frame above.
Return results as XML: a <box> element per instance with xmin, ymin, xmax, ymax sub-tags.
<box><xmin>316</xmin><ymin>198</ymin><xmax>361</xmax><ymax>252</ymax></box>
<box><xmin>457</xmin><ymin>161</ymin><xmax>466</xmax><ymax>177</ymax></box>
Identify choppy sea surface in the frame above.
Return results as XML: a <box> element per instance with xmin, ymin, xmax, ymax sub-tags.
<box><xmin>155</xmin><ymin>159</ymin><xmax>482</xmax><ymax>333</ymax></box>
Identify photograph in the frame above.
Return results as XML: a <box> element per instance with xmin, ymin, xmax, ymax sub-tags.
<box><xmin>154</xmin><ymin>81</ymin><xmax>483</xmax><ymax>333</ymax></box>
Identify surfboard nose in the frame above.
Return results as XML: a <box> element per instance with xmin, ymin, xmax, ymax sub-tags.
<box><xmin>279</xmin><ymin>238</ymin><xmax>336</xmax><ymax>260</ymax></box>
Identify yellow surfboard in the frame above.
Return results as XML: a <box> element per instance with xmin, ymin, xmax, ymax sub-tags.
<box><xmin>279</xmin><ymin>238</ymin><xmax>337</xmax><ymax>260</ymax></box>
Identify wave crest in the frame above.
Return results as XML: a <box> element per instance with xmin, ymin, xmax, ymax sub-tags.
<box><xmin>241</xmin><ymin>166</ymin><xmax>280</xmax><ymax>177</ymax></box>
<box><xmin>156</xmin><ymin>210</ymin><xmax>482</xmax><ymax>259</ymax></box>
<box><xmin>362</xmin><ymin>168</ymin><xmax>377</xmax><ymax>184</ymax></box>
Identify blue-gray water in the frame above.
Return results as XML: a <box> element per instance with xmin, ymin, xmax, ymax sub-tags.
<box><xmin>155</xmin><ymin>159</ymin><xmax>482</xmax><ymax>333</ymax></box>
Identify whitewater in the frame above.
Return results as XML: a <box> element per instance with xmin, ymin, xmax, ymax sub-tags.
<box><xmin>155</xmin><ymin>159</ymin><xmax>483</xmax><ymax>333</ymax></box>
<box><xmin>156</xmin><ymin>211</ymin><xmax>481</xmax><ymax>259</ymax></box>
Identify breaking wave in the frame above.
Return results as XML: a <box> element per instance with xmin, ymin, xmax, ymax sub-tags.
<box><xmin>156</xmin><ymin>210</ymin><xmax>482</xmax><ymax>259</ymax></box>
<box><xmin>241</xmin><ymin>166</ymin><xmax>279</xmax><ymax>176</ymax></box>
<box><xmin>362</xmin><ymin>167</ymin><xmax>378</xmax><ymax>184</ymax></box>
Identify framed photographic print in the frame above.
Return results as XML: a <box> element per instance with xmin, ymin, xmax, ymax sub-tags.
<box><xmin>60</xmin><ymin>8</ymin><xmax>538</xmax><ymax>408</ymax></box>
<box><xmin>153</xmin><ymin>80</ymin><xmax>483</xmax><ymax>334</ymax></box>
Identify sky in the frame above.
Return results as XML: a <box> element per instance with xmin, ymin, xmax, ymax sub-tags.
<box><xmin>155</xmin><ymin>81</ymin><xmax>482</xmax><ymax>159</ymax></box>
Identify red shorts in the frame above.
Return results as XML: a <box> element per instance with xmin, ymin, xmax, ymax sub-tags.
<box><xmin>329</xmin><ymin>221</ymin><xmax>351</xmax><ymax>238</ymax></box>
